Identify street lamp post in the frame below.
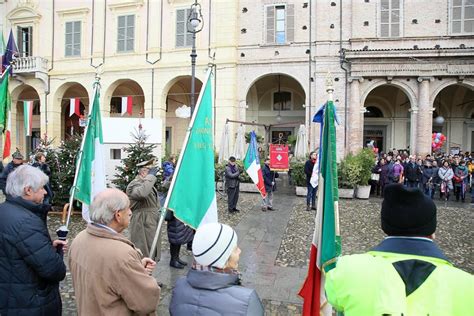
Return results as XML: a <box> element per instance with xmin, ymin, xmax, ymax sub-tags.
<box><xmin>187</xmin><ymin>0</ymin><xmax>203</xmax><ymax>115</ymax></box>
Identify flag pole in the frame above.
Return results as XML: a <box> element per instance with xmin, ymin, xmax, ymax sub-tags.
<box><xmin>149</xmin><ymin>67</ymin><xmax>213</xmax><ymax>259</ymax></box>
<box><xmin>63</xmin><ymin>75</ymin><xmax>101</xmax><ymax>229</ymax></box>
<box><xmin>0</xmin><ymin>65</ymin><xmax>12</xmax><ymax>80</ymax></box>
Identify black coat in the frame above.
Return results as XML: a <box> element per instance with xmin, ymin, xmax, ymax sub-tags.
<box><xmin>304</xmin><ymin>159</ymin><xmax>316</xmax><ymax>184</ymax></box>
<box><xmin>166</xmin><ymin>212</ymin><xmax>194</xmax><ymax>246</ymax></box>
<box><xmin>0</xmin><ymin>162</ymin><xmax>21</xmax><ymax>194</ymax></box>
<box><xmin>404</xmin><ymin>163</ymin><xmax>421</xmax><ymax>182</ymax></box>
<box><xmin>0</xmin><ymin>195</ymin><xmax>66</xmax><ymax>316</ymax></box>
<box><xmin>262</xmin><ymin>164</ymin><xmax>279</xmax><ymax>192</ymax></box>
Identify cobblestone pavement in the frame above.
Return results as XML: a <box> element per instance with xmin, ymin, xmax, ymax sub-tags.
<box><xmin>47</xmin><ymin>191</ymin><xmax>472</xmax><ymax>315</ymax></box>
<box><xmin>277</xmin><ymin>197</ymin><xmax>473</xmax><ymax>273</ymax></box>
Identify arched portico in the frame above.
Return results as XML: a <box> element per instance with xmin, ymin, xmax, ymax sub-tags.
<box><xmin>164</xmin><ymin>76</ymin><xmax>203</xmax><ymax>154</ymax></box>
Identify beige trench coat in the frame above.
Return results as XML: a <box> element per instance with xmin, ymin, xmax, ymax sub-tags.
<box><xmin>126</xmin><ymin>174</ymin><xmax>162</xmax><ymax>261</ymax></box>
<box><xmin>69</xmin><ymin>224</ymin><xmax>161</xmax><ymax>316</ymax></box>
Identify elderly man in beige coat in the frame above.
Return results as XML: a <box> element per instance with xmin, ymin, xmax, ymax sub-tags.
<box><xmin>69</xmin><ymin>188</ymin><xmax>161</xmax><ymax>315</ymax></box>
<box><xmin>126</xmin><ymin>160</ymin><xmax>162</xmax><ymax>261</ymax></box>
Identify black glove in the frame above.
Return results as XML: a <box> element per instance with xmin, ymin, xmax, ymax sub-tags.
<box><xmin>148</xmin><ymin>167</ymin><xmax>159</xmax><ymax>176</ymax></box>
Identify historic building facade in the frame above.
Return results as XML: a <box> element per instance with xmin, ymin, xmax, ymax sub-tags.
<box><xmin>1</xmin><ymin>0</ymin><xmax>473</xmax><ymax>160</ymax></box>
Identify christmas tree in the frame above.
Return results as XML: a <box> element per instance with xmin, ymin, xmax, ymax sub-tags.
<box><xmin>54</xmin><ymin>135</ymin><xmax>82</xmax><ymax>206</ymax></box>
<box><xmin>30</xmin><ymin>134</ymin><xmax>82</xmax><ymax>206</ymax></box>
<box><xmin>113</xmin><ymin>128</ymin><xmax>159</xmax><ymax>191</ymax></box>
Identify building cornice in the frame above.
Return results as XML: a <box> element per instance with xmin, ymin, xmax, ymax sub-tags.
<box><xmin>349</xmin><ymin>61</ymin><xmax>474</xmax><ymax>77</ymax></box>
<box><xmin>345</xmin><ymin>47</ymin><xmax>474</xmax><ymax>59</ymax></box>
<box><xmin>57</xmin><ymin>8</ymin><xmax>90</xmax><ymax>18</ymax></box>
<box><xmin>108</xmin><ymin>0</ymin><xmax>144</xmax><ymax>11</ymax></box>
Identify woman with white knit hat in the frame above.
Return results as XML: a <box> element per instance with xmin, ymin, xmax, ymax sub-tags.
<box><xmin>169</xmin><ymin>223</ymin><xmax>264</xmax><ymax>315</ymax></box>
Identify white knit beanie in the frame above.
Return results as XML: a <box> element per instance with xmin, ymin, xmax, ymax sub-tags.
<box><xmin>192</xmin><ymin>223</ymin><xmax>238</xmax><ymax>269</ymax></box>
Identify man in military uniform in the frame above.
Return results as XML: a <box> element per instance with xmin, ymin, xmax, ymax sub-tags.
<box><xmin>126</xmin><ymin>159</ymin><xmax>161</xmax><ymax>261</ymax></box>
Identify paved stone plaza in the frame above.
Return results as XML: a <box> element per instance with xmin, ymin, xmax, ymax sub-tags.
<box><xmin>48</xmin><ymin>181</ymin><xmax>473</xmax><ymax>316</ymax></box>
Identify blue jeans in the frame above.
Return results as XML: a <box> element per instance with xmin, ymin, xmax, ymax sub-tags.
<box><xmin>307</xmin><ymin>183</ymin><xmax>317</xmax><ymax>207</ymax></box>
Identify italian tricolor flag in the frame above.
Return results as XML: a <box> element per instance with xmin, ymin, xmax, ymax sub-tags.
<box><xmin>69</xmin><ymin>98</ymin><xmax>80</xmax><ymax>117</ymax></box>
<box><xmin>299</xmin><ymin>100</ymin><xmax>341</xmax><ymax>316</ymax></box>
<box><xmin>121</xmin><ymin>96</ymin><xmax>133</xmax><ymax>116</ymax></box>
<box><xmin>243</xmin><ymin>130</ymin><xmax>266</xmax><ymax>198</ymax></box>
<box><xmin>0</xmin><ymin>75</ymin><xmax>11</xmax><ymax>159</ymax></box>
<box><xmin>73</xmin><ymin>84</ymin><xmax>106</xmax><ymax>222</ymax></box>
<box><xmin>23</xmin><ymin>100</ymin><xmax>33</xmax><ymax>136</ymax></box>
<box><xmin>164</xmin><ymin>68</ymin><xmax>217</xmax><ymax>229</ymax></box>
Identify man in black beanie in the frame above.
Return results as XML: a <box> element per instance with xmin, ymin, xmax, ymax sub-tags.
<box><xmin>324</xmin><ymin>184</ymin><xmax>473</xmax><ymax>315</ymax></box>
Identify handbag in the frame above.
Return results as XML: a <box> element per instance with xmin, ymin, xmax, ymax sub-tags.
<box><xmin>371</xmin><ymin>173</ymin><xmax>380</xmax><ymax>181</ymax></box>
<box><xmin>453</xmin><ymin>175</ymin><xmax>462</xmax><ymax>183</ymax></box>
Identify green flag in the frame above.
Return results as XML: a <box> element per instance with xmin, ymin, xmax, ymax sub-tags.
<box><xmin>0</xmin><ymin>76</ymin><xmax>9</xmax><ymax>132</ymax></box>
<box><xmin>73</xmin><ymin>84</ymin><xmax>106</xmax><ymax>221</ymax></box>
<box><xmin>165</xmin><ymin>69</ymin><xmax>218</xmax><ymax>229</ymax></box>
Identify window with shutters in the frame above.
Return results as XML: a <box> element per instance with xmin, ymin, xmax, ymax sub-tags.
<box><xmin>117</xmin><ymin>15</ymin><xmax>135</xmax><ymax>53</ymax></box>
<box><xmin>451</xmin><ymin>0</ymin><xmax>474</xmax><ymax>34</ymax></box>
<box><xmin>17</xmin><ymin>26</ymin><xmax>33</xmax><ymax>57</ymax></box>
<box><xmin>65</xmin><ymin>21</ymin><xmax>81</xmax><ymax>57</ymax></box>
<box><xmin>379</xmin><ymin>0</ymin><xmax>402</xmax><ymax>37</ymax></box>
<box><xmin>176</xmin><ymin>8</ymin><xmax>193</xmax><ymax>47</ymax></box>
<box><xmin>265</xmin><ymin>4</ymin><xmax>294</xmax><ymax>44</ymax></box>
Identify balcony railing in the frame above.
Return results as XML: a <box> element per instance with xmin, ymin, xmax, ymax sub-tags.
<box><xmin>13</xmin><ymin>56</ymin><xmax>48</xmax><ymax>74</ymax></box>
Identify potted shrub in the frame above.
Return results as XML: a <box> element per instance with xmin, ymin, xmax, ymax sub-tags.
<box><xmin>215</xmin><ymin>160</ymin><xmax>261</xmax><ymax>194</ymax></box>
<box><xmin>290</xmin><ymin>160</ymin><xmax>307</xmax><ymax>196</ymax></box>
<box><xmin>338</xmin><ymin>154</ymin><xmax>360</xmax><ymax>198</ymax></box>
<box><xmin>355</xmin><ymin>148</ymin><xmax>376</xmax><ymax>199</ymax></box>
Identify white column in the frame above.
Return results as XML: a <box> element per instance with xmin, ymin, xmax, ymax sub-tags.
<box><xmin>348</xmin><ymin>77</ymin><xmax>364</xmax><ymax>153</ymax></box>
<box><xmin>409</xmin><ymin>107</ymin><xmax>418</xmax><ymax>155</ymax></box>
<box><xmin>417</xmin><ymin>77</ymin><xmax>434</xmax><ymax>157</ymax></box>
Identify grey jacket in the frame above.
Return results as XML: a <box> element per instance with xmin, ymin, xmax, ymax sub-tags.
<box><xmin>169</xmin><ymin>269</ymin><xmax>264</xmax><ymax>316</ymax></box>
<box><xmin>225</xmin><ymin>164</ymin><xmax>241</xmax><ymax>189</ymax></box>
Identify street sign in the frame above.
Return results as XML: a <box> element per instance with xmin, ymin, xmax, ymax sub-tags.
<box><xmin>270</xmin><ymin>144</ymin><xmax>289</xmax><ymax>171</ymax></box>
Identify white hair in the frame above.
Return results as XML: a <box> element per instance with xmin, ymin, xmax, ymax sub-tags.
<box><xmin>89</xmin><ymin>189</ymin><xmax>130</xmax><ymax>225</ymax></box>
<box><xmin>6</xmin><ymin>165</ymin><xmax>48</xmax><ymax>197</ymax></box>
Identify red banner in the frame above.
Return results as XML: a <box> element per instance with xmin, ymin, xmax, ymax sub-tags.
<box><xmin>269</xmin><ymin>144</ymin><xmax>289</xmax><ymax>171</ymax></box>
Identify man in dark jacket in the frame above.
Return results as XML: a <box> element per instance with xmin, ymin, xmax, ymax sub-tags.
<box><xmin>262</xmin><ymin>158</ymin><xmax>279</xmax><ymax>211</ymax></box>
<box><xmin>225</xmin><ymin>156</ymin><xmax>241</xmax><ymax>213</ymax></box>
<box><xmin>304</xmin><ymin>152</ymin><xmax>318</xmax><ymax>211</ymax></box>
<box><xmin>404</xmin><ymin>156</ymin><xmax>420</xmax><ymax>188</ymax></box>
<box><xmin>0</xmin><ymin>149</ymin><xmax>25</xmax><ymax>194</ymax></box>
<box><xmin>0</xmin><ymin>165</ymin><xmax>67</xmax><ymax>315</ymax></box>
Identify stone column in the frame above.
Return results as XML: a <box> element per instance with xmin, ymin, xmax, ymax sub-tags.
<box><xmin>416</xmin><ymin>77</ymin><xmax>434</xmax><ymax>157</ymax></box>
<box><xmin>348</xmin><ymin>77</ymin><xmax>364</xmax><ymax>154</ymax></box>
<box><xmin>409</xmin><ymin>107</ymin><xmax>418</xmax><ymax>155</ymax></box>
<box><xmin>39</xmin><ymin>92</ymin><xmax>48</xmax><ymax>139</ymax></box>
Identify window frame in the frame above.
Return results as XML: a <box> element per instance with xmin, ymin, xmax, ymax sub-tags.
<box><xmin>117</xmin><ymin>14</ymin><xmax>135</xmax><ymax>53</ymax></box>
<box><xmin>65</xmin><ymin>20</ymin><xmax>82</xmax><ymax>57</ymax></box>
<box><xmin>272</xmin><ymin>90</ymin><xmax>293</xmax><ymax>111</ymax></box>
<box><xmin>378</xmin><ymin>0</ymin><xmax>403</xmax><ymax>38</ymax></box>
<box><xmin>264</xmin><ymin>3</ymin><xmax>294</xmax><ymax>45</ymax></box>
<box><xmin>17</xmin><ymin>26</ymin><xmax>33</xmax><ymax>57</ymax></box>
<box><xmin>449</xmin><ymin>0</ymin><xmax>474</xmax><ymax>34</ymax></box>
<box><xmin>175</xmin><ymin>8</ymin><xmax>193</xmax><ymax>48</ymax></box>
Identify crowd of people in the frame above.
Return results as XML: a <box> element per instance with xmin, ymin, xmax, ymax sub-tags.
<box><xmin>0</xmin><ymin>148</ymin><xmax>472</xmax><ymax>315</ymax></box>
<box><xmin>370</xmin><ymin>149</ymin><xmax>474</xmax><ymax>204</ymax></box>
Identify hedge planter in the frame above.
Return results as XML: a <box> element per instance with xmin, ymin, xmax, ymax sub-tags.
<box><xmin>339</xmin><ymin>188</ymin><xmax>355</xmax><ymax>199</ymax></box>
<box><xmin>295</xmin><ymin>186</ymin><xmax>307</xmax><ymax>197</ymax></box>
<box><xmin>356</xmin><ymin>185</ymin><xmax>371</xmax><ymax>199</ymax></box>
<box><xmin>215</xmin><ymin>182</ymin><xmax>260</xmax><ymax>194</ymax></box>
